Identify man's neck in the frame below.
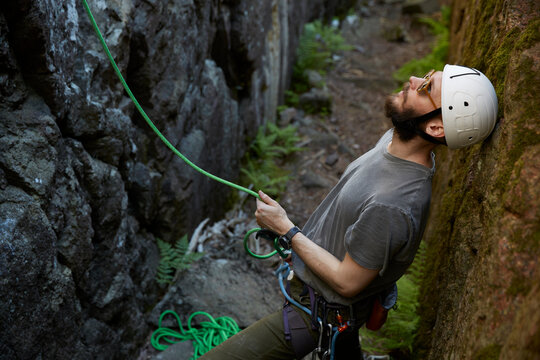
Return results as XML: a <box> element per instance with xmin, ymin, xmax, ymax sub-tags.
<box><xmin>387</xmin><ymin>134</ymin><xmax>436</xmax><ymax>168</ymax></box>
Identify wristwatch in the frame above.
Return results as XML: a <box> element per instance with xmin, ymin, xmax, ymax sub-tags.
<box><xmin>278</xmin><ymin>226</ymin><xmax>302</xmax><ymax>250</ymax></box>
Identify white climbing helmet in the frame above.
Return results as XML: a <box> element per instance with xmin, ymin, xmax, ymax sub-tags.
<box><xmin>441</xmin><ymin>64</ymin><xmax>498</xmax><ymax>149</ymax></box>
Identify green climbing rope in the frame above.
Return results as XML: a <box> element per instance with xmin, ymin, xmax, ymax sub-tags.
<box><xmin>243</xmin><ymin>228</ymin><xmax>289</xmax><ymax>259</ymax></box>
<box><xmin>151</xmin><ymin>310</ymin><xmax>240</xmax><ymax>358</ymax></box>
<box><xmin>80</xmin><ymin>3</ymin><xmax>286</xmax><ymax>353</ymax></box>
<box><xmin>81</xmin><ymin>0</ymin><xmax>259</xmax><ymax>199</ymax></box>
<box><xmin>81</xmin><ymin>0</ymin><xmax>290</xmax><ymax>260</ymax></box>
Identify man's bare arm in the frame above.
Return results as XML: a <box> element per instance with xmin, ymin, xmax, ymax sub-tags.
<box><xmin>255</xmin><ymin>190</ymin><xmax>378</xmax><ymax>298</ymax></box>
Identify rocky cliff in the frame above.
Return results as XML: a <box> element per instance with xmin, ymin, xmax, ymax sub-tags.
<box><xmin>0</xmin><ymin>0</ymin><xmax>353</xmax><ymax>358</ymax></box>
<box><xmin>416</xmin><ymin>0</ymin><xmax>539</xmax><ymax>358</ymax></box>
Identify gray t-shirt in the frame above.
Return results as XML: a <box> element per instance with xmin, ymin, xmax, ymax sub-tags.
<box><xmin>292</xmin><ymin>129</ymin><xmax>434</xmax><ymax>305</ymax></box>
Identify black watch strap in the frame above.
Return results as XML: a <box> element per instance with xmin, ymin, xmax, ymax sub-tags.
<box><xmin>279</xmin><ymin>226</ymin><xmax>301</xmax><ymax>250</ymax></box>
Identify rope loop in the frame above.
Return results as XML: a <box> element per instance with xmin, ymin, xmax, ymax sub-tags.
<box><xmin>243</xmin><ymin>228</ymin><xmax>291</xmax><ymax>259</ymax></box>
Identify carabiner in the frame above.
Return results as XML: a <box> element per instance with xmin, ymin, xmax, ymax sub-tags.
<box><xmin>312</xmin><ymin>320</ymin><xmax>324</xmax><ymax>360</ymax></box>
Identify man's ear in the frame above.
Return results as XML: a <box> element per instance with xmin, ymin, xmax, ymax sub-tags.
<box><xmin>424</xmin><ymin>118</ymin><xmax>445</xmax><ymax>138</ymax></box>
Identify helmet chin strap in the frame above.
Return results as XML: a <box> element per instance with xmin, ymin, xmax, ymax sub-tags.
<box><xmin>411</xmin><ymin>108</ymin><xmax>447</xmax><ymax>146</ymax></box>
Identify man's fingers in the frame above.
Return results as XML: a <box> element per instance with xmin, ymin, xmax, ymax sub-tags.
<box><xmin>256</xmin><ymin>198</ymin><xmax>271</xmax><ymax>211</ymax></box>
<box><xmin>258</xmin><ymin>190</ymin><xmax>278</xmax><ymax>205</ymax></box>
<box><xmin>255</xmin><ymin>199</ymin><xmax>271</xmax><ymax>221</ymax></box>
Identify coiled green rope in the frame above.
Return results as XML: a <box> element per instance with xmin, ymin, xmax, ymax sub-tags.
<box><xmin>151</xmin><ymin>310</ymin><xmax>240</xmax><ymax>358</ymax></box>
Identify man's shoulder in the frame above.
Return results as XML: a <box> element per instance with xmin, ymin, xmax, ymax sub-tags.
<box><xmin>376</xmin><ymin>128</ymin><xmax>394</xmax><ymax>147</ymax></box>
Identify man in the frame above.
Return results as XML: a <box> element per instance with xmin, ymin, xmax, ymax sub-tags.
<box><xmin>201</xmin><ymin>64</ymin><xmax>497</xmax><ymax>359</ymax></box>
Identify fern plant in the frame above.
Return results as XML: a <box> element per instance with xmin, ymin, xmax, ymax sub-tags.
<box><xmin>295</xmin><ymin>20</ymin><xmax>352</xmax><ymax>76</ymax></box>
<box><xmin>290</xmin><ymin>20</ymin><xmax>352</xmax><ymax>97</ymax></box>
<box><xmin>241</xmin><ymin>122</ymin><xmax>303</xmax><ymax>197</ymax></box>
<box><xmin>156</xmin><ymin>235</ymin><xmax>203</xmax><ymax>285</ymax></box>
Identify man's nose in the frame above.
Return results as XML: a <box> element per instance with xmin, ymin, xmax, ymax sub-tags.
<box><xmin>409</xmin><ymin>76</ymin><xmax>422</xmax><ymax>90</ymax></box>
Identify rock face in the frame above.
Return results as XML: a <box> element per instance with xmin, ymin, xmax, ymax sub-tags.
<box><xmin>416</xmin><ymin>0</ymin><xmax>540</xmax><ymax>358</ymax></box>
<box><xmin>0</xmin><ymin>0</ymin><xmax>353</xmax><ymax>358</ymax></box>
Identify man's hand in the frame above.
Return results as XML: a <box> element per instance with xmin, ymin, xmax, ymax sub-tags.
<box><xmin>255</xmin><ymin>190</ymin><xmax>295</xmax><ymax>235</ymax></box>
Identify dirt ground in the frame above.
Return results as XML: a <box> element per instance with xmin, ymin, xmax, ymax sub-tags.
<box><xmin>277</xmin><ymin>2</ymin><xmax>436</xmax><ymax>228</ymax></box>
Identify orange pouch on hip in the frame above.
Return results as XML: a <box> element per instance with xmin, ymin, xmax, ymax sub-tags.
<box><xmin>365</xmin><ymin>297</ymin><xmax>388</xmax><ymax>331</ymax></box>
<box><xmin>365</xmin><ymin>283</ymin><xmax>397</xmax><ymax>331</ymax></box>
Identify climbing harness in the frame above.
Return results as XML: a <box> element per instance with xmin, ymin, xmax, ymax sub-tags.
<box><xmin>150</xmin><ymin>310</ymin><xmax>240</xmax><ymax>358</ymax></box>
<box><xmin>276</xmin><ymin>263</ymin><xmax>397</xmax><ymax>359</ymax></box>
<box><xmin>275</xmin><ymin>263</ymin><xmax>361</xmax><ymax>360</ymax></box>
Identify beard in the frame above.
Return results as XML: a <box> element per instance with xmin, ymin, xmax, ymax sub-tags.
<box><xmin>384</xmin><ymin>90</ymin><xmax>421</xmax><ymax>142</ymax></box>
<box><xmin>384</xmin><ymin>94</ymin><xmax>416</xmax><ymax>123</ymax></box>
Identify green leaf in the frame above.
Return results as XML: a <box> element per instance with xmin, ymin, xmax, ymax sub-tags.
<box><xmin>155</xmin><ymin>235</ymin><xmax>203</xmax><ymax>285</ymax></box>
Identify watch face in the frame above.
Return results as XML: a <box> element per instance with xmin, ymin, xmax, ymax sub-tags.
<box><xmin>278</xmin><ymin>236</ymin><xmax>291</xmax><ymax>250</ymax></box>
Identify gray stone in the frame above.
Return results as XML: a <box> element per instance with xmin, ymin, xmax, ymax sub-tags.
<box><xmin>0</xmin><ymin>186</ymin><xmax>86</xmax><ymax>359</ymax></box>
<box><xmin>381</xmin><ymin>21</ymin><xmax>408</xmax><ymax>43</ymax></box>
<box><xmin>150</xmin><ymin>257</ymin><xmax>282</xmax><ymax>329</ymax></box>
<box><xmin>152</xmin><ymin>341</ymin><xmax>193</xmax><ymax>360</ymax></box>
<box><xmin>300</xmin><ymin>171</ymin><xmax>333</xmax><ymax>189</ymax></box>
<box><xmin>305</xmin><ymin>69</ymin><xmax>325</xmax><ymax>88</ymax></box>
<box><xmin>302</xmin><ymin>128</ymin><xmax>339</xmax><ymax>148</ymax></box>
<box><xmin>299</xmin><ymin>87</ymin><xmax>332</xmax><ymax>113</ymax></box>
<box><xmin>279</xmin><ymin>107</ymin><xmax>298</xmax><ymax>126</ymax></box>
<box><xmin>325</xmin><ymin>152</ymin><xmax>339</xmax><ymax>166</ymax></box>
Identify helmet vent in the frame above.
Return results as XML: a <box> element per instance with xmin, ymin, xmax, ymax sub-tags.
<box><xmin>464</xmin><ymin>101</ymin><xmax>469</xmax><ymax>106</ymax></box>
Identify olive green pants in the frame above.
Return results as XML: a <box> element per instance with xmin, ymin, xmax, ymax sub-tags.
<box><xmin>199</xmin><ymin>308</ymin><xmax>304</xmax><ymax>360</ymax></box>
<box><xmin>199</xmin><ymin>277</ymin><xmax>363</xmax><ymax>360</ymax></box>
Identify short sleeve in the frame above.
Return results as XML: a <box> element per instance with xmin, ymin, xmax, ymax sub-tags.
<box><xmin>344</xmin><ymin>204</ymin><xmax>412</xmax><ymax>275</ymax></box>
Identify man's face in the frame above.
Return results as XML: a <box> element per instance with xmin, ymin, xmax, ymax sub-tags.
<box><xmin>387</xmin><ymin>70</ymin><xmax>443</xmax><ymax>116</ymax></box>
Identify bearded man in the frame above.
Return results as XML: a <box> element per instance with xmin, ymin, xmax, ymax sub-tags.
<box><xmin>201</xmin><ymin>64</ymin><xmax>497</xmax><ymax>359</ymax></box>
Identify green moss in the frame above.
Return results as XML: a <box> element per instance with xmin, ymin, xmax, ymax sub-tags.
<box><xmin>473</xmin><ymin>344</ymin><xmax>502</xmax><ymax>360</ymax></box>
<box><xmin>485</xmin><ymin>27</ymin><xmax>520</xmax><ymax>107</ymax></box>
<box><xmin>483</xmin><ymin>16</ymin><xmax>540</xmax><ymax>199</ymax></box>
<box><xmin>515</xmin><ymin>18</ymin><xmax>540</xmax><ymax>50</ymax></box>
<box><xmin>487</xmin><ymin>19</ymin><xmax>540</xmax><ymax>116</ymax></box>
<box><xmin>461</xmin><ymin>0</ymin><xmax>500</xmax><ymax>69</ymax></box>
<box><xmin>408</xmin><ymin>3</ymin><xmax>540</xmax><ymax>357</ymax></box>
<box><xmin>461</xmin><ymin>4</ymin><xmax>539</xmax><ymax>119</ymax></box>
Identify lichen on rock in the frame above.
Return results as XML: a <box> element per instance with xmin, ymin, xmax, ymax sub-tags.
<box><xmin>415</xmin><ymin>0</ymin><xmax>540</xmax><ymax>358</ymax></box>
